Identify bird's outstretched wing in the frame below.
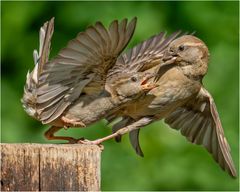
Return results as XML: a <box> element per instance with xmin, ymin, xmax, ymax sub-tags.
<box><xmin>36</xmin><ymin>18</ymin><xmax>137</xmax><ymax>124</ymax></box>
<box><xmin>107</xmin><ymin>31</ymin><xmax>181</xmax><ymax>80</ymax></box>
<box><xmin>37</xmin><ymin>18</ymin><xmax>55</xmax><ymax>75</ymax></box>
<box><xmin>165</xmin><ymin>87</ymin><xmax>237</xmax><ymax>178</ymax></box>
<box><xmin>22</xmin><ymin>18</ymin><xmax>54</xmax><ymax>118</ymax></box>
<box><xmin>110</xmin><ymin>116</ymin><xmax>144</xmax><ymax>157</ymax></box>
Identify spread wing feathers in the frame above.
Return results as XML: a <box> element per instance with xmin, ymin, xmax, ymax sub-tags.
<box><xmin>129</xmin><ymin>129</ymin><xmax>144</xmax><ymax>157</ymax></box>
<box><xmin>21</xmin><ymin>18</ymin><xmax>54</xmax><ymax>119</ymax></box>
<box><xmin>164</xmin><ymin>87</ymin><xmax>237</xmax><ymax>178</ymax></box>
<box><xmin>37</xmin><ymin>17</ymin><xmax>55</xmax><ymax>76</ymax></box>
<box><xmin>36</xmin><ymin>18</ymin><xmax>137</xmax><ymax>124</ymax></box>
<box><xmin>111</xmin><ymin>116</ymin><xmax>144</xmax><ymax>157</ymax></box>
<box><xmin>107</xmin><ymin>31</ymin><xmax>181</xmax><ymax>78</ymax></box>
<box><xmin>112</xmin><ymin>117</ymin><xmax>132</xmax><ymax>142</ymax></box>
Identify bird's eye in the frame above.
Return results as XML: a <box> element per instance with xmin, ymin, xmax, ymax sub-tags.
<box><xmin>179</xmin><ymin>45</ymin><xmax>185</xmax><ymax>51</ymax></box>
<box><xmin>131</xmin><ymin>76</ymin><xmax>138</xmax><ymax>82</ymax></box>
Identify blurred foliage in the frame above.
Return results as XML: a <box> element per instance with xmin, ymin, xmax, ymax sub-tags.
<box><xmin>1</xmin><ymin>1</ymin><xmax>239</xmax><ymax>191</ymax></box>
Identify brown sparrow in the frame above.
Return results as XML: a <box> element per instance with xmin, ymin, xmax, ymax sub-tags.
<box><xmin>89</xmin><ymin>35</ymin><xmax>237</xmax><ymax>178</ymax></box>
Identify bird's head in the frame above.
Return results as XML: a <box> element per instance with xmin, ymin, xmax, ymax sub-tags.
<box><xmin>105</xmin><ymin>72</ymin><xmax>155</xmax><ymax>102</ymax></box>
<box><xmin>162</xmin><ymin>35</ymin><xmax>210</xmax><ymax>80</ymax></box>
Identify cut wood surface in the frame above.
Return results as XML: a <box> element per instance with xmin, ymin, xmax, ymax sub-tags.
<box><xmin>0</xmin><ymin>143</ymin><xmax>101</xmax><ymax>191</ymax></box>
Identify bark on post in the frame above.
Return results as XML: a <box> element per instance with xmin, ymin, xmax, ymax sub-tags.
<box><xmin>0</xmin><ymin>143</ymin><xmax>101</xmax><ymax>191</ymax></box>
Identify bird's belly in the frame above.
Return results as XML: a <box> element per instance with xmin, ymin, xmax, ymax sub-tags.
<box><xmin>64</xmin><ymin>94</ymin><xmax>115</xmax><ymax>125</ymax></box>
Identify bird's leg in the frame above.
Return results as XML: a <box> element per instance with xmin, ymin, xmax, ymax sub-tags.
<box><xmin>79</xmin><ymin>117</ymin><xmax>154</xmax><ymax>145</ymax></box>
<box><xmin>44</xmin><ymin>126</ymin><xmax>81</xmax><ymax>144</ymax></box>
<box><xmin>61</xmin><ymin>116</ymin><xmax>86</xmax><ymax>128</ymax></box>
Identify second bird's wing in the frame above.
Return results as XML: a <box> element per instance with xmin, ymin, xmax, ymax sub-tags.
<box><xmin>36</xmin><ymin>18</ymin><xmax>137</xmax><ymax>124</ymax></box>
<box><xmin>165</xmin><ymin>87</ymin><xmax>237</xmax><ymax>178</ymax></box>
<box><xmin>107</xmin><ymin>31</ymin><xmax>181</xmax><ymax>80</ymax></box>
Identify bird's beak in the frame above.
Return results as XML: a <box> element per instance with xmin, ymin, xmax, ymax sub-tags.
<box><xmin>141</xmin><ymin>73</ymin><xmax>157</xmax><ymax>91</ymax></box>
<box><xmin>141</xmin><ymin>82</ymin><xmax>157</xmax><ymax>91</ymax></box>
<box><xmin>161</xmin><ymin>49</ymin><xmax>178</xmax><ymax>67</ymax></box>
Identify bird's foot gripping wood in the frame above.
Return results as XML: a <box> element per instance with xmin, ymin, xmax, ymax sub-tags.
<box><xmin>61</xmin><ymin>116</ymin><xmax>86</xmax><ymax>128</ymax></box>
<box><xmin>77</xmin><ymin>117</ymin><xmax>153</xmax><ymax>150</ymax></box>
<box><xmin>44</xmin><ymin>127</ymin><xmax>95</xmax><ymax>145</ymax></box>
<box><xmin>77</xmin><ymin>139</ymin><xmax>104</xmax><ymax>151</ymax></box>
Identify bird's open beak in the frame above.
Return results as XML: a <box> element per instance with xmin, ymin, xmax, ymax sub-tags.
<box><xmin>141</xmin><ymin>82</ymin><xmax>156</xmax><ymax>91</ymax></box>
<box><xmin>140</xmin><ymin>73</ymin><xmax>157</xmax><ymax>91</ymax></box>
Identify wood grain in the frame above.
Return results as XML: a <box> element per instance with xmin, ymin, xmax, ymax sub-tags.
<box><xmin>0</xmin><ymin>143</ymin><xmax>101</xmax><ymax>191</ymax></box>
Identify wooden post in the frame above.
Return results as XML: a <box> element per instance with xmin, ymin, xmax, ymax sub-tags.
<box><xmin>0</xmin><ymin>143</ymin><xmax>101</xmax><ymax>191</ymax></box>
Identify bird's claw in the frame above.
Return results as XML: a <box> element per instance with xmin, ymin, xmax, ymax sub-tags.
<box><xmin>67</xmin><ymin>137</ymin><xmax>85</xmax><ymax>144</ymax></box>
<box><xmin>66</xmin><ymin>136</ymin><xmax>104</xmax><ymax>150</ymax></box>
<box><xmin>77</xmin><ymin>139</ymin><xmax>104</xmax><ymax>151</ymax></box>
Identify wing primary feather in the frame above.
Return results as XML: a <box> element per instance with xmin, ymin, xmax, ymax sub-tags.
<box><xmin>37</xmin><ymin>94</ymin><xmax>64</xmax><ymax>111</ymax></box>
<box><xmin>59</xmin><ymin>48</ymin><xmax>90</xmax><ymax>62</ymax></box>
<box><xmin>67</xmin><ymin>39</ymin><xmax>99</xmax><ymax>58</ymax></box>
<box><xmin>38</xmin><ymin>17</ymin><xmax>55</xmax><ymax>76</ymax></box>
<box><xmin>202</xmin><ymin>121</ymin><xmax>213</xmax><ymax>152</ymax></box>
<box><xmin>86</xmin><ymin>26</ymin><xmax>106</xmax><ymax>54</ymax></box>
<box><xmin>76</xmin><ymin>32</ymin><xmax>102</xmax><ymax>55</ymax></box>
<box><xmin>204</xmin><ymin>88</ymin><xmax>237</xmax><ymax>177</ymax></box>
<box><xmin>116</xmin><ymin>18</ymin><xmax>137</xmax><ymax>54</ymax></box>
<box><xmin>95</xmin><ymin>21</ymin><xmax>111</xmax><ymax>54</ymax></box>
<box><xmin>188</xmin><ymin>115</ymin><xmax>204</xmax><ymax>142</ymax></box>
<box><xmin>41</xmin><ymin>100</ymin><xmax>70</xmax><ymax>124</ymax></box>
<box><xmin>37</xmin><ymin>86</ymin><xmax>68</xmax><ymax>103</ymax></box>
<box><xmin>115</xmin><ymin>18</ymin><xmax>127</xmax><ymax>53</ymax></box>
<box><xmin>124</xmin><ymin>17</ymin><xmax>137</xmax><ymax>47</ymax></box>
<box><xmin>129</xmin><ymin>129</ymin><xmax>144</xmax><ymax>157</ymax></box>
<box><xmin>109</xmin><ymin>20</ymin><xmax>119</xmax><ymax>52</ymax></box>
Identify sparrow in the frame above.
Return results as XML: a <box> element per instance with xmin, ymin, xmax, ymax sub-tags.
<box><xmin>21</xmin><ymin>18</ymin><xmax>179</xmax><ymax>143</ymax></box>
<box><xmin>86</xmin><ymin>35</ymin><xmax>237</xmax><ymax>178</ymax></box>
<box><xmin>56</xmin><ymin>31</ymin><xmax>181</xmax><ymax>143</ymax></box>
<box><xmin>22</xmin><ymin>17</ymin><xmax>142</xmax><ymax>142</ymax></box>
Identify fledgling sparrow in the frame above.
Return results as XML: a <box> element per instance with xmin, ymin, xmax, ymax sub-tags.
<box><xmin>53</xmin><ymin>31</ymin><xmax>181</xmax><ymax>143</ymax></box>
<box><xmin>22</xmin><ymin>17</ymin><xmax>139</xmax><ymax>142</ymax></box>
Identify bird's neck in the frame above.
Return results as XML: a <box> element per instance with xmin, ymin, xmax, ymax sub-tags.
<box><xmin>181</xmin><ymin>60</ymin><xmax>207</xmax><ymax>82</ymax></box>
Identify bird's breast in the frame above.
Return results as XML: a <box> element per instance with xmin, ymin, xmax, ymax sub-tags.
<box><xmin>121</xmin><ymin>67</ymin><xmax>201</xmax><ymax>119</ymax></box>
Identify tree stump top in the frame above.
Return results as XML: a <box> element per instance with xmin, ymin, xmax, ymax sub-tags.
<box><xmin>1</xmin><ymin>143</ymin><xmax>101</xmax><ymax>191</ymax></box>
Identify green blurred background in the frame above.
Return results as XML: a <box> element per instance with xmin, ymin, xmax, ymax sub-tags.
<box><xmin>1</xmin><ymin>1</ymin><xmax>239</xmax><ymax>191</ymax></box>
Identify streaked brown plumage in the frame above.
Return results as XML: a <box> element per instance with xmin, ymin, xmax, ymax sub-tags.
<box><xmin>22</xmin><ymin>17</ymin><xmax>144</xmax><ymax>142</ymax></box>
<box><xmin>22</xmin><ymin>18</ymin><xmax>54</xmax><ymax>119</ymax></box>
<box><xmin>21</xmin><ymin>18</ymin><xmax>180</xmax><ymax>143</ymax></box>
<box><xmin>91</xmin><ymin>35</ymin><xmax>237</xmax><ymax>178</ymax></box>
<box><xmin>21</xmin><ymin>17</ymin><xmax>236</xmax><ymax>178</ymax></box>
<box><xmin>36</xmin><ymin>17</ymin><xmax>138</xmax><ymax>124</ymax></box>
